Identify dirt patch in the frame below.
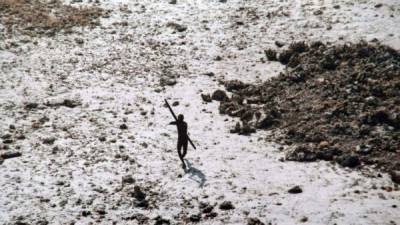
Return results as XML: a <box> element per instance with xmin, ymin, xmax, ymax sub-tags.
<box><xmin>0</xmin><ymin>0</ymin><xmax>107</xmax><ymax>37</ymax></box>
<box><xmin>211</xmin><ymin>41</ymin><xmax>400</xmax><ymax>180</ymax></box>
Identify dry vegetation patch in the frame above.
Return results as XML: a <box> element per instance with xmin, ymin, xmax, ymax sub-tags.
<box><xmin>0</xmin><ymin>0</ymin><xmax>107</xmax><ymax>36</ymax></box>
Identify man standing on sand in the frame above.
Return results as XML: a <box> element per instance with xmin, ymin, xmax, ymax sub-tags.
<box><xmin>169</xmin><ymin>114</ymin><xmax>189</xmax><ymax>169</ymax></box>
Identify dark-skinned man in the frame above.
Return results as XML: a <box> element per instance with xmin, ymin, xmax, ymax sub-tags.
<box><xmin>169</xmin><ymin>114</ymin><xmax>188</xmax><ymax>169</ymax></box>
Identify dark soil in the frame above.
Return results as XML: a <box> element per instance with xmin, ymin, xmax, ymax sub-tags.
<box><xmin>213</xmin><ymin>41</ymin><xmax>400</xmax><ymax>181</ymax></box>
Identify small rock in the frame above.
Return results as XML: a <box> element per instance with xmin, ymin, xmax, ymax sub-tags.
<box><xmin>135</xmin><ymin>199</ymin><xmax>149</xmax><ymax>208</ymax></box>
<box><xmin>211</xmin><ymin>90</ymin><xmax>228</xmax><ymax>101</ymax></box>
<box><xmin>288</xmin><ymin>185</ymin><xmax>303</xmax><ymax>194</ymax></box>
<box><xmin>390</xmin><ymin>171</ymin><xmax>400</xmax><ymax>184</ymax></box>
<box><xmin>201</xmin><ymin>94</ymin><xmax>212</xmax><ymax>103</ymax></box>
<box><xmin>99</xmin><ymin>136</ymin><xmax>106</xmax><ymax>142</ymax></box>
<box><xmin>204</xmin><ymin>212</ymin><xmax>218</xmax><ymax>218</ymax></box>
<box><xmin>160</xmin><ymin>78</ymin><xmax>177</xmax><ymax>86</ymax></box>
<box><xmin>224</xmin><ymin>80</ymin><xmax>248</xmax><ymax>92</ymax></box>
<box><xmin>247</xmin><ymin>217</ymin><xmax>265</xmax><ymax>225</ymax></box>
<box><xmin>264</xmin><ymin>49</ymin><xmax>277</xmax><ymax>61</ymax></box>
<box><xmin>236</xmin><ymin>21</ymin><xmax>244</xmax><ymax>26</ymax></box>
<box><xmin>94</xmin><ymin>203</ymin><xmax>106</xmax><ymax>215</ymax></box>
<box><xmin>154</xmin><ymin>216</ymin><xmax>170</xmax><ymax>225</ymax></box>
<box><xmin>365</xmin><ymin>96</ymin><xmax>378</xmax><ymax>105</ymax></box>
<box><xmin>36</xmin><ymin>220</ymin><xmax>49</xmax><ymax>225</ymax></box>
<box><xmin>356</xmin><ymin>144</ymin><xmax>372</xmax><ymax>155</ymax></box>
<box><xmin>315</xmin><ymin>148</ymin><xmax>338</xmax><ymax>161</ymax></box>
<box><xmin>201</xmin><ymin>205</ymin><xmax>214</xmax><ymax>214</ymax></box>
<box><xmin>75</xmin><ymin>38</ymin><xmax>84</xmax><ymax>44</ymax></box>
<box><xmin>199</xmin><ymin>202</ymin><xmax>214</xmax><ymax>213</ymax></box>
<box><xmin>230</xmin><ymin>122</ymin><xmax>241</xmax><ymax>133</ymax></box>
<box><xmin>286</xmin><ymin>146</ymin><xmax>316</xmax><ymax>162</ymax></box>
<box><xmin>166</xmin><ymin>22</ymin><xmax>187</xmax><ymax>32</ymax></box>
<box><xmin>204</xmin><ymin>72</ymin><xmax>215</xmax><ymax>77</ymax></box>
<box><xmin>132</xmin><ymin>186</ymin><xmax>146</xmax><ymax>201</ymax></box>
<box><xmin>320</xmin><ymin>56</ymin><xmax>337</xmax><ymax>70</ymax></box>
<box><xmin>189</xmin><ymin>214</ymin><xmax>201</xmax><ymax>222</ymax></box>
<box><xmin>299</xmin><ymin>216</ymin><xmax>308</xmax><ymax>223</ymax></box>
<box><xmin>318</xmin><ymin>141</ymin><xmax>329</xmax><ymax>149</ymax></box>
<box><xmin>16</xmin><ymin>134</ymin><xmax>25</xmax><ymax>140</ymax></box>
<box><xmin>374</xmin><ymin>3</ymin><xmax>383</xmax><ymax>8</ymax></box>
<box><xmin>239</xmin><ymin>123</ymin><xmax>256</xmax><ymax>135</ymax></box>
<box><xmin>3</xmin><ymin>139</ymin><xmax>13</xmax><ymax>144</ymax></box>
<box><xmin>313</xmin><ymin>9</ymin><xmax>323</xmax><ymax>15</ymax></box>
<box><xmin>123</xmin><ymin>213</ymin><xmax>149</xmax><ymax>223</ymax></box>
<box><xmin>169</xmin><ymin>0</ymin><xmax>177</xmax><ymax>4</ymax></box>
<box><xmin>121</xmin><ymin>155</ymin><xmax>129</xmax><ymax>161</ymax></box>
<box><xmin>275</xmin><ymin>40</ymin><xmax>285</xmax><ymax>48</ymax></box>
<box><xmin>122</xmin><ymin>175</ymin><xmax>135</xmax><ymax>184</ymax></box>
<box><xmin>81</xmin><ymin>210</ymin><xmax>91</xmax><ymax>217</ymax></box>
<box><xmin>278</xmin><ymin>50</ymin><xmax>293</xmax><ymax>65</ymax></box>
<box><xmin>257</xmin><ymin>114</ymin><xmax>277</xmax><ymax>129</ymax></box>
<box><xmin>43</xmin><ymin>137</ymin><xmax>56</xmax><ymax>145</ymax></box>
<box><xmin>1</xmin><ymin>151</ymin><xmax>22</xmax><ymax>159</ymax></box>
<box><xmin>14</xmin><ymin>219</ymin><xmax>30</xmax><ymax>225</ymax></box>
<box><xmin>339</xmin><ymin>155</ymin><xmax>360</xmax><ymax>168</ymax></box>
<box><xmin>25</xmin><ymin>102</ymin><xmax>39</xmax><ymax>110</ymax></box>
<box><xmin>1</xmin><ymin>134</ymin><xmax>12</xmax><ymax>139</ymax></box>
<box><xmin>214</xmin><ymin>56</ymin><xmax>223</xmax><ymax>61</ymax></box>
<box><xmin>55</xmin><ymin>180</ymin><xmax>65</xmax><ymax>186</ymax></box>
<box><xmin>62</xmin><ymin>99</ymin><xmax>81</xmax><ymax>108</ymax></box>
<box><xmin>219</xmin><ymin>201</ymin><xmax>235</xmax><ymax>210</ymax></box>
<box><xmin>39</xmin><ymin>116</ymin><xmax>50</xmax><ymax>124</ymax></box>
<box><xmin>141</xmin><ymin>142</ymin><xmax>148</xmax><ymax>148</ymax></box>
<box><xmin>172</xmin><ymin>101</ymin><xmax>179</xmax><ymax>106</ymax></box>
<box><xmin>120</xmin><ymin>124</ymin><xmax>128</xmax><ymax>129</ymax></box>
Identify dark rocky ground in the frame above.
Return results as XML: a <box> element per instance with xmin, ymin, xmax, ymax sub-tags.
<box><xmin>210</xmin><ymin>41</ymin><xmax>400</xmax><ymax>183</ymax></box>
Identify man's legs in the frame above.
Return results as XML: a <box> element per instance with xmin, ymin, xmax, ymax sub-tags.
<box><xmin>182</xmin><ymin>139</ymin><xmax>188</xmax><ymax>158</ymax></box>
<box><xmin>177</xmin><ymin>141</ymin><xmax>186</xmax><ymax>169</ymax></box>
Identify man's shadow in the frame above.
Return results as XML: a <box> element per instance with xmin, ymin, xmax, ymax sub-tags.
<box><xmin>185</xmin><ymin>160</ymin><xmax>206</xmax><ymax>188</ymax></box>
